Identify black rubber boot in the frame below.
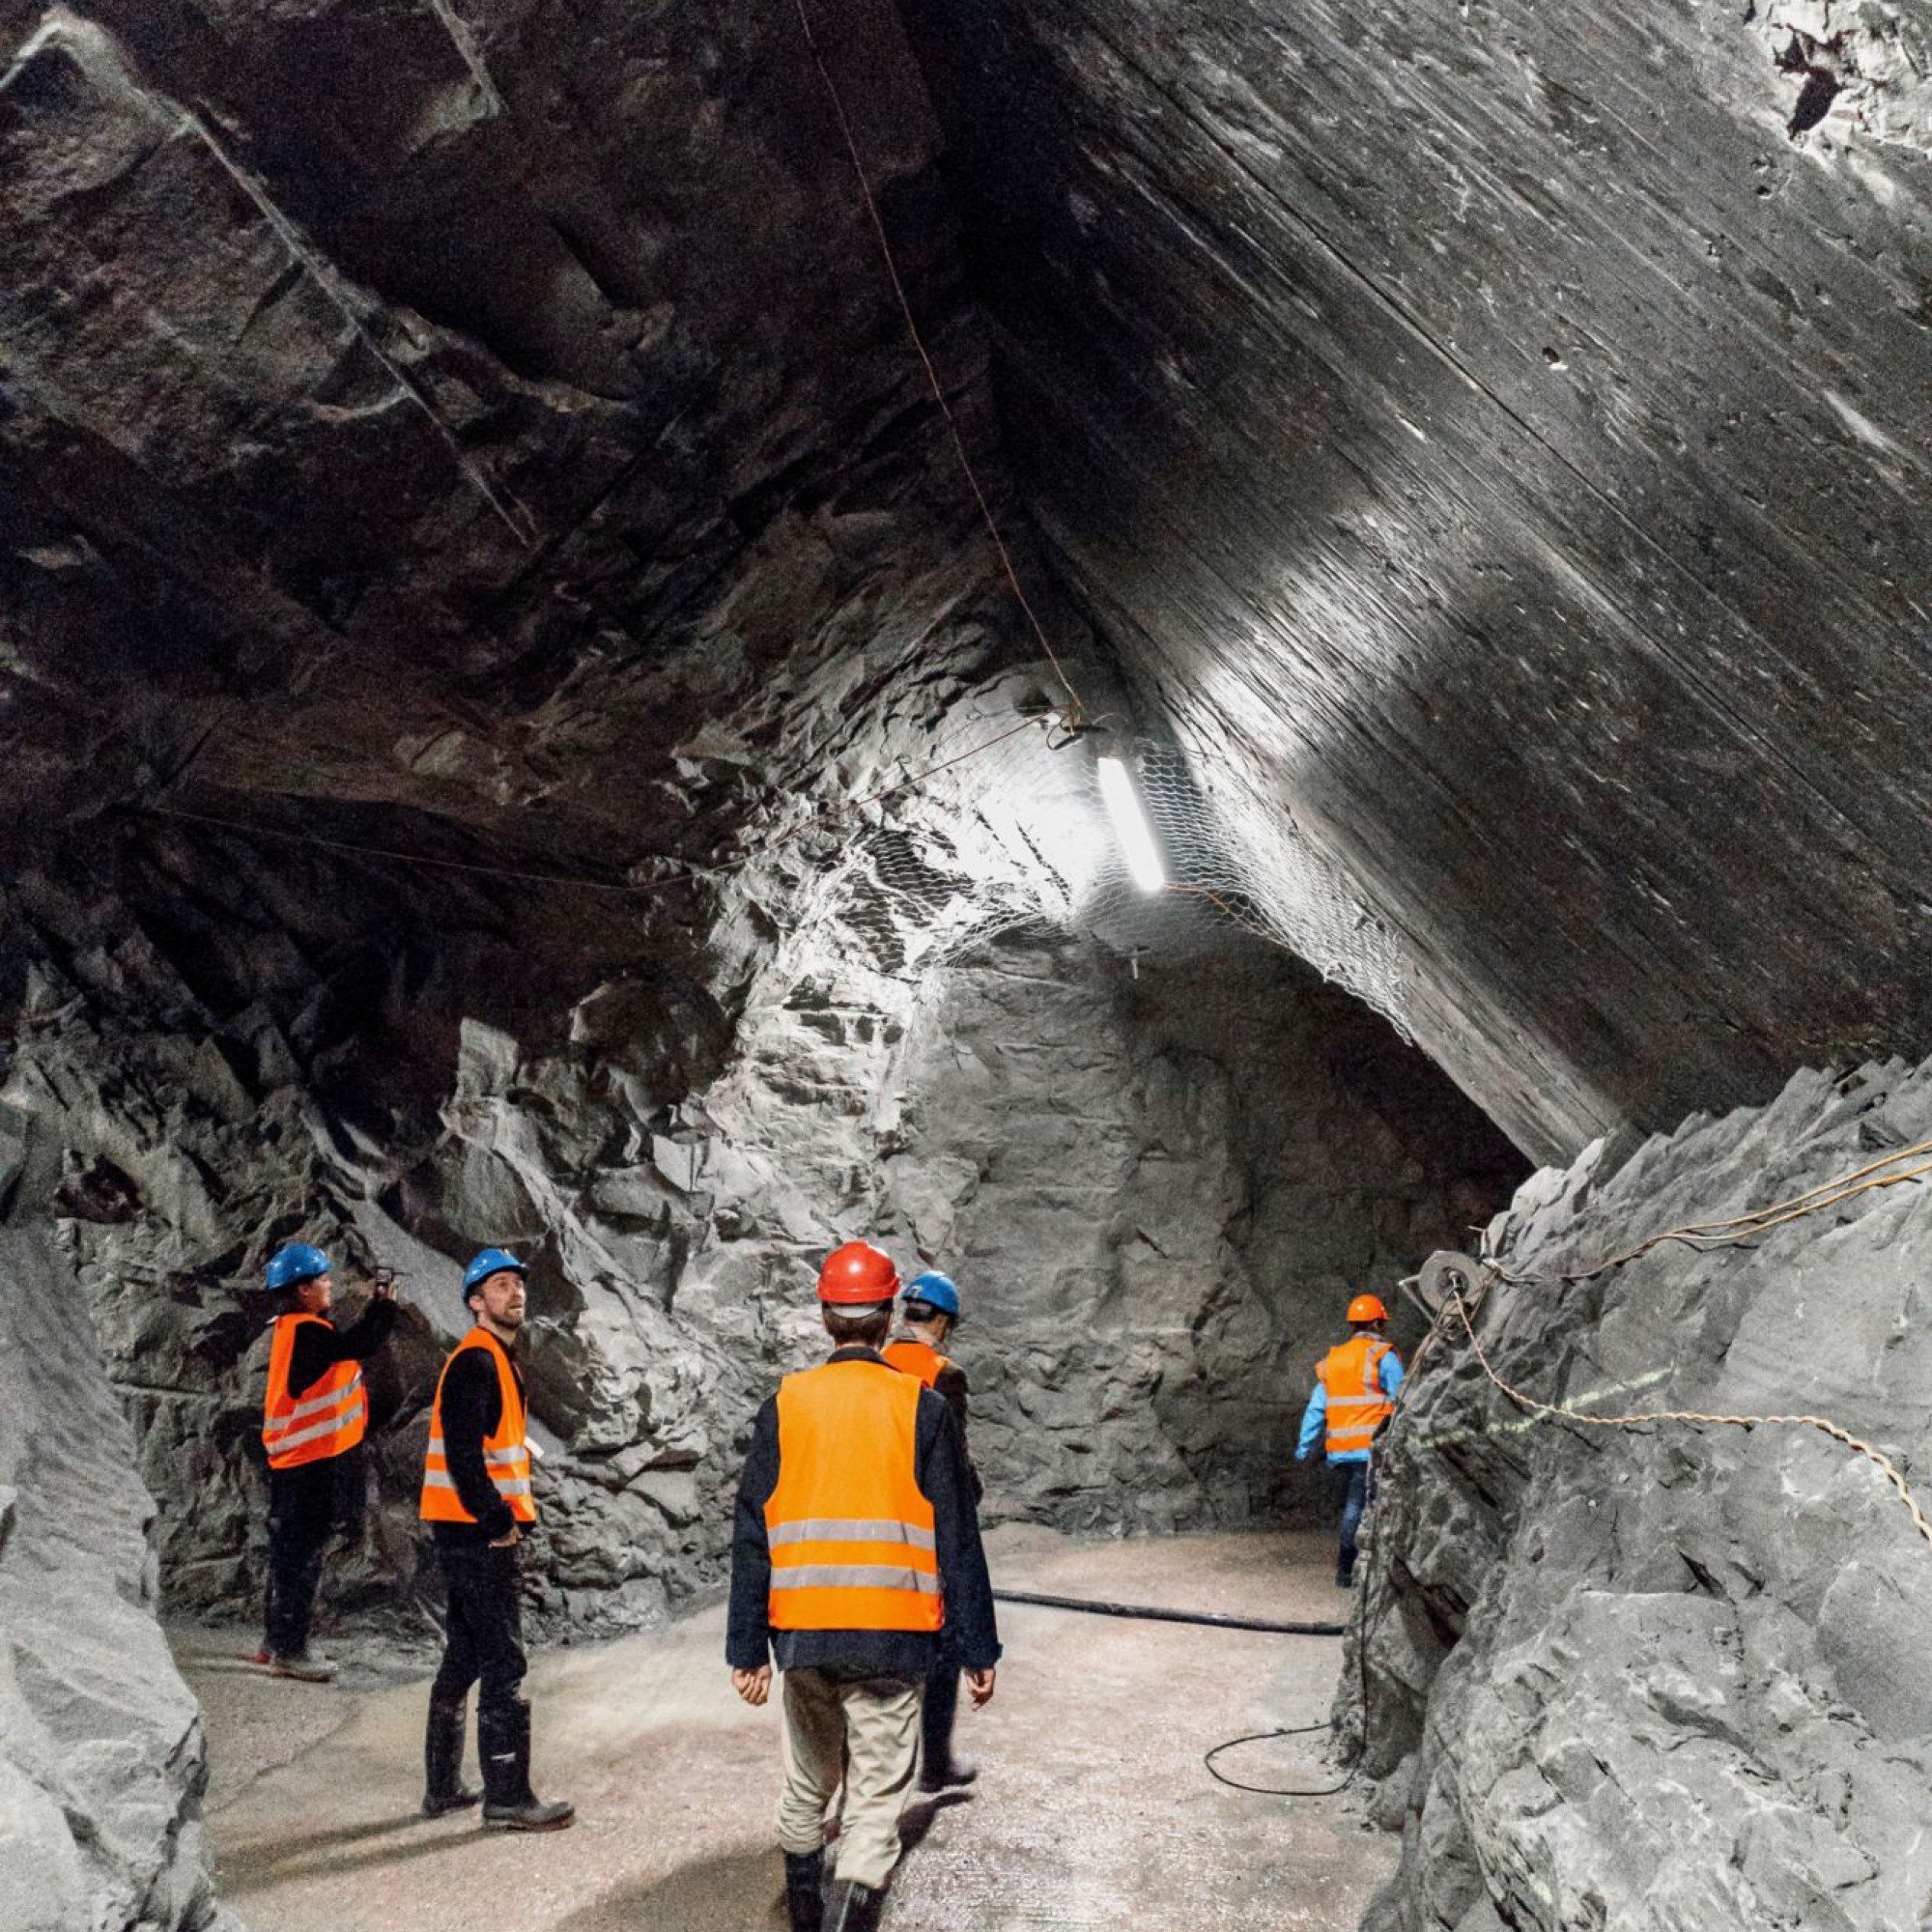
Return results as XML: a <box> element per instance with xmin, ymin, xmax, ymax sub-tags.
<box><xmin>783</xmin><ymin>1850</ymin><xmax>825</xmax><ymax>1932</ymax></box>
<box><xmin>821</xmin><ymin>1879</ymin><xmax>884</xmax><ymax>1932</ymax></box>
<box><xmin>422</xmin><ymin>1698</ymin><xmax>482</xmax><ymax>1817</ymax></box>
<box><xmin>478</xmin><ymin>1700</ymin><xmax>575</xmax><ymax>1832</ymax></box>
<box><xmin>916</xmin><ymin>1670</ymin><xmax>976</xmax><ymax>1792</ymax></box>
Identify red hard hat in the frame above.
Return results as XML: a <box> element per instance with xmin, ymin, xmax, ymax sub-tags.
<box><xmin>1347</xmin><ymin>1293</ymin><xmax>1390</xmax><ymax>1324</ymax></box>
<box><xmin>817</xmin><ymin>1241</ymin><xmax>900</xmax><ymax>1305</ymax></box>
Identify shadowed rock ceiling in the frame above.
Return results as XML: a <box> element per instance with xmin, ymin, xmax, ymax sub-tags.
<box><xmin>7</xmin><ymin>0</ymin><xmax>1932</xmax><ymax>1161</ymax></box>
<box><xmin>899</xmin><ymin>0</ymin><xmax>1932</xmax><ymax>1156</ymax></box>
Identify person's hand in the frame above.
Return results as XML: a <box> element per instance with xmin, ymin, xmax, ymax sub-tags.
<box><xmin>371</xmin><ymin>1267</ymin><xmax>398</xmax><ymax>1302</ymax></box>
<box><xmin>488</xmin><ymin>1528</ymin><xmax>522</xmax><ymax>1548</ymax></box>
<box><xmin>965</xmin><ymin>1666</ymin><xmax>996</xmax><ymax>1708</ymax></box>
<box><xmin>732</xmin><ymin>1666</ymin><xmax>772</xmax><ymax>1707</ymax></box>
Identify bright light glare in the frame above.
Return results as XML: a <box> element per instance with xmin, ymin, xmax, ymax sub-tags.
<box><xmin>1096</xmin><ymin>755</ymin><xmax>1166</xmax><ymax>894</ymax></box>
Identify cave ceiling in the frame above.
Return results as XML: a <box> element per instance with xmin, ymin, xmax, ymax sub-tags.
<box><xmin>5</xmin><ymin>0</ymin><xmax>1932</xmax><ymax>1161</ymax></box>
<box><xmin>897</xmin><ymin>0</ymin><xmax>1932</xmax><ymax>1156</ymax></box>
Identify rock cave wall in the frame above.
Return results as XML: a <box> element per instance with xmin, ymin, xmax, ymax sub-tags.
<box><xmin>897</xmin><ymin>0</ymin><xmax>1932</xmax><ymax>1159</ymax></box>
<box><xmin>7</xmin><ymin>886</ymin><xmax>1519</xmax><ymax>1633</ymax></box>
<box><xmin>0</xmin><ymin>1104</ymin><xmax>229</xmax><ymax>1932</ymax></box>
<box><xmin>1354</xmin><ymin>1056</ymin><xmax>1932</xmax><ymax>1932</ymax></box>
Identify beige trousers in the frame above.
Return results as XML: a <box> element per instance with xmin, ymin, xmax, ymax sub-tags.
<box><xmin>777</xmin><ymin>1667</ymin><xmax>924</xmax><ymax>1889</ymax></box>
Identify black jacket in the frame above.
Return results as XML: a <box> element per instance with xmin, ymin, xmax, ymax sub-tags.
<box><xmin>431</xmin><ymin>1334</ymin><xmax>526</xmax><ymax>1548</ymax></box>
<box><xmin>726</xmin><ymin>1348</ymin><xmax>1000</xmax><ymax>1678</ymax></box>
<box><xmin>285</xmin><ymin>1297</ymin><xmax>397</xmax><ymax>1400</ymax></box>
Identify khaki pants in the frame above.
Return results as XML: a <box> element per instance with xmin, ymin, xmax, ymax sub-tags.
<box><xmin>777</xmin><ymin>1667</ymin><xmax>924</xmax><ymax>1889</ymax></box>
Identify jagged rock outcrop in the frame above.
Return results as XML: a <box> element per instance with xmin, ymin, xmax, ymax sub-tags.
<box><xmin>0</xmin><ymin>1104</ymin><xmax>228</xmax><ymax>1932</ymax></box>
<box><xmin>1355</xmin><ymin>1057</ymin><xmax>1932</xmax><ymax>1931</ymax></box>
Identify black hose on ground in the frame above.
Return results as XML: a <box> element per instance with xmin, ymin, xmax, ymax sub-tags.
<box><xmin>991</xmin><ymin>1586</ymin><xmax>1346</xmax><ymax>1637</ymax></box>
<box><xmin>989</xmin><ymin>1588</ymin><xmax>1355</xmax><ymax>1795</ymax></box>
<box><xmin>1204</xmin><ymin>1722</ymin><xmax>1352</xmax><ymax>1797</ymax></box>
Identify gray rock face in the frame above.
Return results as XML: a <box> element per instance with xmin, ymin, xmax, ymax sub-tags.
<box><xmin>1356</xmin><ymin>1057</ymin><xmax>1932</xmax><ymax>1931</ymax></box>
<box><xmin>9</xmin><ymin>914</ymin><xmax>1518</xmax><ymax>1633</ymax></box>
<box><xmin>887</xmin><ymin>934</ymin><xmax>1518</xmax><ymax>1530</ymax></box>
<box><xmin>896</xmin><ymin>0</ymin><xmax>1932</xmax><ymax>1158</ymax></box>
<box><xmin>0</xmin><ymin>1104</ymin><xmax>227</xmax><ymax>1932</ymax></box>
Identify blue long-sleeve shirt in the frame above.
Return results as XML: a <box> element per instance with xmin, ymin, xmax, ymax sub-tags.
<box><xmin>1297</xmin><ymin>1345</ymin><xmax>1405</xmax><ymax>1463</ymax></box>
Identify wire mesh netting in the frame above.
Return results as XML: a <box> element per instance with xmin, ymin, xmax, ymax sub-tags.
<box><xmin>812</xmin><ymin>705</ymin><xmax>1414</xmax><ymax>1037</ymax></box>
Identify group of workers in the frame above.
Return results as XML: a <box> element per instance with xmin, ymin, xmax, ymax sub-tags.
<box><xmin>255</xmin><ymin>1233</ymin><xmax>1404</xmax><ymax>1927</ymax></box>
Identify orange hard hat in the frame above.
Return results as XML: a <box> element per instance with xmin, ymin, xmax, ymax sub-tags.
<box><xmin>817</xmin><ymin>1240</ymin><xmax>900</xmax><ymax>1305</ymax></box>
<box><xmin>1347</xmin><ymin>1293</ymin><xmax>1390</xmax><ymax>1324</ymax></box>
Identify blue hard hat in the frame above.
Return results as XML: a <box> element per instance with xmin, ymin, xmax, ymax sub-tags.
<box><xmin>265</xmin><ymin>1242</ymin><xmax>331</xmax><ymax>1293</ymax></box>
<box><xmin>463</xmin><ymin>1247</ymin><xmax>529</xmax><ymax>1296</ymax></box>
<box><xmin>903</xmin><ymin>1270</ymin><xmax>959</xmax><ymax>1318</ymax></box>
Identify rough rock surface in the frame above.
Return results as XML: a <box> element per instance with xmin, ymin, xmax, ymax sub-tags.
<box><xmin>0</xmin><ymin>1103</ymin><xmax>228</xmax><ymax>1932</ymax></box>
<box><xmin>7</xmin><ymin>917</ymin><xmax>1518</xmax><ymax>1633</ymax></box>
<box><xmin>1354</xmin><ymin>1057</ymin><xmax>1932</xmax><ymax>1931</ymax></box>
<box><xmin>899</xmin><ymin>0</ymin><xmax>1932</xmax><ymax>1156</ymax></box>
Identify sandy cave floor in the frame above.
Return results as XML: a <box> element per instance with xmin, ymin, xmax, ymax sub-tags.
<box><xmin>178</xmin><ymin>1527</ymin><xmax>1395</xmax><ymax>1931</ymax></box>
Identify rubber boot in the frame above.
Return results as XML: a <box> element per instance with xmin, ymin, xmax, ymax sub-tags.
<box><xmin>422</xmin><ymin>1698</ymin><xmax>482</xmax><ymax>1817</ymax></box>
<box><xmin>916</xmin><ymin>1669</ymin><xmax>976</xmax><ymax>1792</ymax></box>
<box><xmin>478</xmin><ymin>1700</ymin><xmax>575</xmax><ymax>1832</ymax></box>
<box><xmin>821</xmin><ymin>1878</ymin><xmax>884</xmax><ymax>1932</ymax></box>
<box><xmin>783</xmin><ymin>1850</ymin><xmax>825</xmax><ymax>1932</ymax></box>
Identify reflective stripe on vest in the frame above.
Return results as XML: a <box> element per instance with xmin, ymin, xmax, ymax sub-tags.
<box><xmin>419</xmin><ymin>1328</ymin><xmax>536</xmax><ymax>1523</ymax></box>
<box><xmin>764</xmin><ymin>1360</ymin><xmax>941</xmax><ymax>1634</ymax></box>
<box><xmin>1320</xmin><ymin>1336</ymin><xmax>1395</xmax><ymax>1456</ymax></box>
<box><xmin>262</xmin><ymin>1313</ymin><xmax>367</xmax><ymax>1470</ymax></box>
<box><xmin>882</xmin><ymin>1335</ymin><xmax>950</xmax><ymax>1389</ymax></box>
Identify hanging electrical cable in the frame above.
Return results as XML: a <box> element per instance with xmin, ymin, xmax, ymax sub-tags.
<box><xmin>785</xmin><ymin>0</ymin><xmax>1086</xmax><ymax>728</ymax></box>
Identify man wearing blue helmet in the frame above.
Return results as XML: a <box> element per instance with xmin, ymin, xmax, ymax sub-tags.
<box><xmin>257</xmin><ymin>1241</ymin><xmax>397</xmax><ymax>1681</ymax></box>
<box><xmin>884</xmin><ymin>1270</ymin><xmax>984</xmax><ymax>1795</ymax></box>
<box><xmin>418</xmin><ymin>1248</ymin><xmax>573</xmax><ymax>1832</ymax></box>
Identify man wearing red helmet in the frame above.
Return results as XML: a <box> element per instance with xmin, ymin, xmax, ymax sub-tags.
<box><xmin>1295</xmin><ymin>1293</ymin><xmax>1406</xmax><ymax>1588</ymax></box>
<box><xmin>726</xmin><ymin>1240</ymin><xmax>1000</xmax><ymax>1932</ymax></box>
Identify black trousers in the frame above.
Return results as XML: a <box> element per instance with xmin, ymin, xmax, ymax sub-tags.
<box><xmin>264</xmin><ymin>1451</ymin><xmax>363</xmax><ymax>1657</ymax></box>
<box><xmin>431</xmin><ymin>1540</ymin><xmax>528</xmax><ymax>1719</ymax></box>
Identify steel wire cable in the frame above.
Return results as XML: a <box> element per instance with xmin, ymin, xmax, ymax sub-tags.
<box><xmin>1489</xmin><ymin>1139</ymin><xmax>1932</xmax><ymax>1286</ymax></box>
<box><xmin>1446</xmin><ymin>1286</ymin><xmax>1932</xmax><ymax>1548</ymax></box>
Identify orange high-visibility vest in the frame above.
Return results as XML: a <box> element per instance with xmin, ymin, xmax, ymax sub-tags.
<box><xmin>882</xmin><ymin>1335</ymin><xmax>952</xmax><ymax>1388</ymax></box>
<box><xmin>419</xmin><ymin>1329</ymin><xmax>536</xmax><ymax>1524</ymax></box>
<box><xmin>262</xmin><ymin>1313</ymin><xmax>367</xmax><ymax>1470</ymax></box>
<box><xmin>1319</xmin><ymin>1336</ymin><xmax>1396</xmax><ymax>1456</ymax></box>
<box><xmin>765</xmin><ymin>1359</ymin><xmax>942</xmax><ymax>1634</ymax></box>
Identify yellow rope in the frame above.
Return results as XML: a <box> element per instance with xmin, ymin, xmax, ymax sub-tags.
<box><xmin>1447</xmin><ymin>1288</ymin><xmax>1932</xmax><ymax>1548</ymax></box>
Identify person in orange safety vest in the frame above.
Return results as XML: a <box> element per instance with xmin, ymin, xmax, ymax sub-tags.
<box><xmin>882</xmin><ymin>1269</ymin><xmax>984</xmax><ymax>1797</ymax></box>
<box><xmin>258</xmin><ymin>1241</ymin><xmax>396</xmax><ymax>1681</ymax></box>
<box><xmin>727</xmin><ymin>1241</ymin><xmax>1000</xmax><ymax>1932</ymax></box>
<box><xmin>418</xmin><ymin>1248</ymin><xmax>574</xmax><ymax>1833</ymax></box>
<box><xmin>1295</xmin><ymin>1293</ymin><xmax>1406</xmax><ymax>1588</ymax></box>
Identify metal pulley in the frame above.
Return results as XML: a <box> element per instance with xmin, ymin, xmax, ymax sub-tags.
<box><xmin>1414</xmin><ymin>1249</ymin><xmax>1487</xmax><ymax>1321</ymax></box>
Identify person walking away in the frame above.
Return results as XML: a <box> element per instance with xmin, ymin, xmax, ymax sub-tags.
<box><xmin>728</xmin><ymin>1241</ymin><xmax>1001</xmax><ymax>1932</ymax></box>
<box><xmin>1295</xmin><ymin>1293</ymin><xmax>1405</xmax><ymax>1587</ymax></box>
<box><xmin>882</xmin><ymin>1270</ymin><xmax>981</xmax><ymax>1792</ymax></box>
<box><xmin>418</xmin><ymin>1247</ymin><xmax>574</xmax><ymax>1831</ymax></box>
<box><xmin>259</xmin><ymin>1242</ymin><xmax>396</xmax><ymax>1681</ymax></box>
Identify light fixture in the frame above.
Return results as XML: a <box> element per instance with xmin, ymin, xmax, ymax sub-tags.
<box><xmin>1096</xmin><ymin>753</ymin><xmax>1166</xmax><ymax>894</ymax></box>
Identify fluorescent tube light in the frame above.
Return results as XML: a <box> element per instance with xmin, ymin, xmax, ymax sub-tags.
<box><xmin>1096</xmin><ymin>754</ymin><xmax>1166</xmax><ymax>894</ymax></box>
